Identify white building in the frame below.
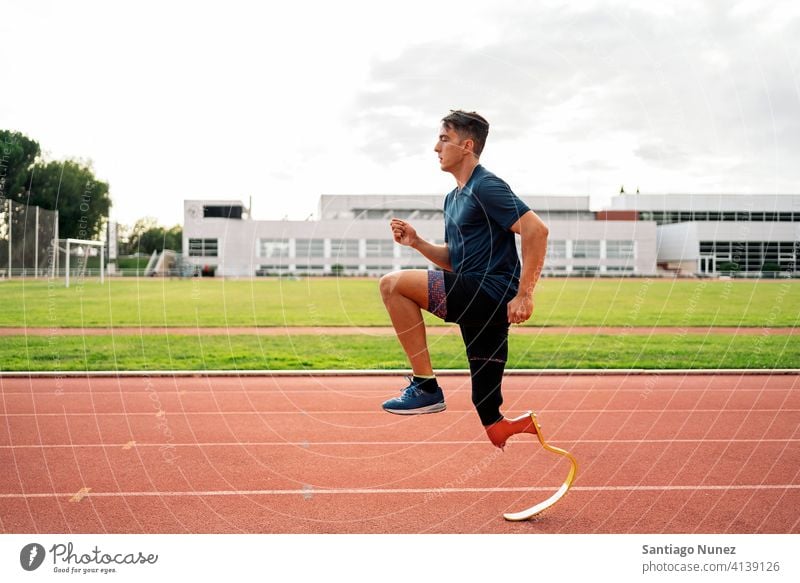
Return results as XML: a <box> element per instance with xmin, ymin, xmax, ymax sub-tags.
<box><xmin>183</xmin><ymin>193</ymin><xmax>799</xmax><ymax>277</ymax></box>
<box><xmin>609</xmin><ymin>194</ymin><xmax>800</xmax><ymax>275</ymax></box>
<box><xmin>182</xmin><ymin>195</ymin><xmax>657</xmax><ymax>277</ymax></box>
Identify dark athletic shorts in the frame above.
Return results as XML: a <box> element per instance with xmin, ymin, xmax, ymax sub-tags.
<box><xmin>427</xmin><ymin>270</ymin><xmax>509</xmax><ymax>326</ymax></box>
<box><xmin>427</xmin><ymin>270</ymin><xmax>510</xmax><ymax>363</ymax></box>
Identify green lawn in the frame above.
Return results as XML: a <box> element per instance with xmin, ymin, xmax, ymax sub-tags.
<box><xmin>1</xmin><ymin>277</ymin><xmax>798</xmax><ymax>328</ymax></box>
<box><xmin>2</xmin><ymin>278</ymin><xmax>798</xmax><ymax>371</ymax></box>
<box><xmin>1</xmin><ymin>333</ymin><xmax>797</xmax><ymax>371</ymax></box>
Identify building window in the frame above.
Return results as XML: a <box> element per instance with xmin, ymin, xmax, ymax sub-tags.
<box><xmin>606</xmin><ymin>240</ymin><xmax>635</xmax><ymax>259</ymax></box>
<box><xmin>399</xmin><ymin>243</ymin><xmax>419</xmax><ymax>258</ymax></box>
<box><xmin>606</xmin><ymin>266</ymin><xmax>634</xmax><ymax>272</ymax></box>
<box><xmin>203</xmin><ymin>205</ymin><xmax>242</xmax><ymax>219</ymax></box>
<box><xmin>258</xmin><ymin>239</ymin><xmax>289</xmax><ymax>258</ymax></box>
<box><xmin>188</xmin><ymin>238</ymin><xmax>218</xmax><ymax>257</ymax></box>
<box><xmin>295</xmin><ymin>264</ymin><xmax>325</xmax><ymax>272</ymax></box>
<box><xmin>295</xmin><ymin>238</ymin><xmax>324</xmax><ymax>258</ymax></box>
<box><xmin>572</xmin><ymin>240</ymin><xmax>600</xmax><ymax>259</ymax></box>
<box><xmin>418</xmin><ymin>210</ymin><xmax>444</xmax><ymax>220</ymax></box>
<box><xmin>546</xmin><ymin>240</ymin><xmax>567</xmax><ymax>259</ymax></box>
<box><xmin>631</xmin><ymin>210</ymin><xmax>798</xmax><ymax>225</ymax></box>
<box><xmin>362</xmin><ymin>209</ymin><xmax>390</xmax><ymax>219</ymax></box>
<box><xmin>256</xmin><ymin>264</ymin><xmax>289</xmax><ymax>276</ymax></box>
<box><xmin>330</xmin><ymin>239</ymin><xmax>359</xmax><ymax>258</ymax></box>
<box><xmin>365</xmin><ymin>239</ymin><xmax>394</xmax><ymax>257</ymax></box>
<box><xmin>698</xmin><ymin>240</ymin><xmax>798</xmax><ymax>273</ymax></box>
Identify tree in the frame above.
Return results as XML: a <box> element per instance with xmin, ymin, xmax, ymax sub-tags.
<box><xmin>137</xmin><ymin>227</ymin><xmax>166</xmax><ymax>255</ymax></box>
<box><xmin>126</xmin><ymin>217</ymin><xmax>159</xmax><ymax>253</ymax></box>
<box><xmin>164</xmin><ymin>225</ymin><xmax>182</xmax><ymax>252</ymax></box>
<box><xmin>1</xmin><ymin>130</ymin><xmax>111</xmax><ymax>240</ymax></box>
<box><xmin>124</xmin><ymin>217</ymin><xmax>182</xmax><ymax>255</ymax></box>
<box><xmin>26</xmin><ymin>159</ymin><xmax>111</xmax><ymax>240</ymax></box>
<box><xmin>0</xmin><ymin>130</ymin><xmax>41</xmax><ymax>199</ymax></box>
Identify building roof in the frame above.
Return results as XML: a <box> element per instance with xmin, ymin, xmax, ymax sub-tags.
<box><xmin>610</xmin><ymin>193</ymin><xmax>800</xmax><ymax>211</ymax></box>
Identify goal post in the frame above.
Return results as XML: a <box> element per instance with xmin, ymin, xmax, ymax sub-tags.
<box><xmin>65</xmin><ymin>238</ymin><xmax>104</xmax><ymax>288</ymax></box>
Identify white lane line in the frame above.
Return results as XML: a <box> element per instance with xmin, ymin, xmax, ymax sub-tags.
<box><xmin>69</xmin><ymin>487</ymin><xmax>91</xmax><ymax>503</ymax></box>
<box><xmin>1</xmin><ymin>438</ymin><xmax>799</xmax><ymax>449</ymax></box>
<box><xmin>2</xmin><ymin>408</ymin><xmax>798</xmax><ymax>417</ymax></box>
<box><xmin>3</xmin><ymin>388</ymin><xmax>796</xmax><ymax>396</ymax></box>
<box><xmin>2</xmin><ymin>369</ymin><xmax>798</xmax><ymax>378</ymax></box>
<box><xmin>2</xmin><ymin>484</ymin><xmax>799</xmax><ymax>499</ymax></box>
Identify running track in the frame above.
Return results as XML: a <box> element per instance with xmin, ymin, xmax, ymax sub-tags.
<box><xmin>1</xmin><ymin>373</ymin><xmax>798</xmax><ymax>534</ymax></box>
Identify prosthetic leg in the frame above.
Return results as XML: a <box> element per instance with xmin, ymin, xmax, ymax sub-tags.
<box><xmin>486</xmin><ymin>411</ymin><xmax>578</xmax><ymax>521</ymax></box>
<box><xmin>461</xmin><ymin>324</ymin><xmax>577</xmax><ymax>520</ymax></box>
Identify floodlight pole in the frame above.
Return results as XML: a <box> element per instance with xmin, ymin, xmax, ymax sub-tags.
<box><xmin>7</xmin><ymin>199</ymin><xmax>11</xmax><ymax>278</ymax></box>
<box><xmin>35</xmin><ymin>206</ymin><xmax>39</xmax><ymax>277</ymax></box>
<box><xmin>53</xmin><ymin>211</ymin><xmax>59</xmax><ymax>279</ymax></box>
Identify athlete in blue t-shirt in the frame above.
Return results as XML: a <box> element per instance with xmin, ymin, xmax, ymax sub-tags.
<box><xmin>379</xmin><ymin>110</ymin><xmax>551</xmax><ymax>448</ymax></box>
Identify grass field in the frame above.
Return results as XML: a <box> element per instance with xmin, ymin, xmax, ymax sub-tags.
<box><xmin>2</xmin><ymin>277</ymin><xmax>797</xmax><ymax>371</ymax></box>
<box><xmin>1</xmin><ymin>333</ymin><xmax>797</xmax><ymax>371</ymax></box>
<box><xmin>1</xmin><ymin>277</ymin><xmax>798</xmax><ymax>328</ymax></box>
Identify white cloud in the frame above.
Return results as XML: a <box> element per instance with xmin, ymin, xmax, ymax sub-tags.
<box><xmin>353</xmin><ymin>1</ymin><xmax>800</xmax><ymax>198</ymax></box>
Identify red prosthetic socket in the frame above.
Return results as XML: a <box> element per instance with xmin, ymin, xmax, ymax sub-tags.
<box><xmin>485</xmin><ymin>412</ymin><xmax>538</xmax><ymax>449</ymax></box>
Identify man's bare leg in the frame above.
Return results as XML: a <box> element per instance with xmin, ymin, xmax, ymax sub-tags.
<box><xmin>378</xmin><ymin>269</ymin><xmax>433</xmax><ymax>375</ymax></box>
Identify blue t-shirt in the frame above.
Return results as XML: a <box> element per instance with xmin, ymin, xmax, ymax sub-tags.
<box><xmin>444</xmin><ymin>165</ymin><xmax>531</xmax><ymax>303</ymax></box>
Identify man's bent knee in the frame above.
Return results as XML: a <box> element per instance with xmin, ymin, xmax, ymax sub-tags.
<box><xmin>379</xmin><ymin>270</ymin><xmax>429</xmax><ymax>309</ymax></box>
<box><xmin>379</xmin><ymin>272</ymin><xmax>401</xmax><ymax>302</ymax></box>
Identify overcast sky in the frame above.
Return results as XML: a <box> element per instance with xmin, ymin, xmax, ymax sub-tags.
<box><xmin>2</xmin><ymin>0</ymin><xmax>798</xmax><ymax>227</ymax></box>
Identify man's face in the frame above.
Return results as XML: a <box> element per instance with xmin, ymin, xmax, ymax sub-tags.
<box><xmin>434</xmin><ymin>123</ymin><xmax>471</xmax><ymax>172</ymax></box>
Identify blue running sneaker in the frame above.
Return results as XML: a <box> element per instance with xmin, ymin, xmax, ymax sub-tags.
<box><xmin>382</xmin><ymin>377</ymin><xmax>446</xmax><ymax>415</ymax></box>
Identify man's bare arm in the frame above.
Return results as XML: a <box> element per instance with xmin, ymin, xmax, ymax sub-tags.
<box><xmin>390</xmin><ymin>218</ymin><xmax>452</xmax><ymax>271</ymax></box>
<box><xmin>506</xmin><ymin>210</ymin><xmax>549</xmax><ymax>323</ymax></box>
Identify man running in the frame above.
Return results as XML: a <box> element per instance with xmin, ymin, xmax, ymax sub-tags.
<box><xmin>379</xmin><ymin>109</ymin><xmax>550</xmax><ymax>448</ymax></box>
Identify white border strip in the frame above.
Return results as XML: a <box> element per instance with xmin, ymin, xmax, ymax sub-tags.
<box><xmin>2</xmin><ymin>408</ymin><xmax>798</xmax><ymax>417</ymax></box>
<box><xmin>1</xmin><ymin>368</ymin><xmax>798</xmax><ymax>378</ymax></box>
<box><xmin>2</xmin><ymin>438</ymin><xmax>798</xmax><ymax>449</ymax></box>
<box><xmin>2</xmin><ymin>484</ymin><xmax>799</xmax><ymax>499</ymax></box>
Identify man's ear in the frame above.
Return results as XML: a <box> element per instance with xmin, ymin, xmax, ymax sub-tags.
<box><xmin>462</xmin><ymin>138</ymin><xmax>475</xmax><ymax>156</ymax></box>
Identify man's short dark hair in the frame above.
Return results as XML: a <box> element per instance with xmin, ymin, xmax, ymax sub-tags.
<box><xmin>441</xmin><ymin>110</ymin><xmax>489</xmax><ymax>157</ymax></box>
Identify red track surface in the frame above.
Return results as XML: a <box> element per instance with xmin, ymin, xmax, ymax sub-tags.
<box><xmin>1</xmin><ymin>373</ymin><xmax>798</xmax><ymax>534</ymax></box>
